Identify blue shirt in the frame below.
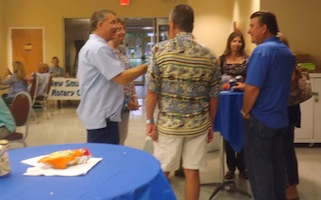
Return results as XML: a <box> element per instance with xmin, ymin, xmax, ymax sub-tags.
<box><xmin>2</xmin><ymin>74</ymin><xmax>28</xmax><ymax>98</ymax></box>
<box><xmin>246</xmin><ymin>37</ymin><xmax>295</xmax><ymax>128</ymax></box>
<box><xmin>49</xmin><ymin>66</ymin><xmax>64</xmax><ymax>77</ymax></box>
<box><xmin>77</xmin><ymin>34</ymin><xmax>124</xmax><ymax>129</ymax></box>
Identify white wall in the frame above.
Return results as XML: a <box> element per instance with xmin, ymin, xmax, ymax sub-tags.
<box><xmin>233</xmin><ymin>0</ymin><xmax>260</xmax><ymax>54</ymax></box>
<box><xmin>1</xmin><ymin>0</ymin><xmax>319</xmax><ymax>69</ymax></box>
<box><xmin>261</xmin><ymin>0</ymin><xmax>321</xmax><ymax>66</ymax></box>
<box><xmin>188</xmin><ymin>0</ymin><xmax>234</xmax><ymax>57</ymax></box>
<box><xmin>189</xmin><ymin>0</ymin><xmax>259</xmax><ymax>56</ymax></box>
<box><xmin>190</xmin><ymin>0</ymin><xmax>321</xmax><ymax>67</ymax></box>
<box><xmin>2</xmin><ymin>0</ymin><xmax>187</xmax><ymax>68</ymax></box>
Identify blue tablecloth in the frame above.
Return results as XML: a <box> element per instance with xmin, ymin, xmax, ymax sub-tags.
<box><xmin>1</xmin><ymin>143</ymin><xmax>176</xmax><ymax>200</ymax></box>
<box><xmin>214</xmin><ymin>91</ymin><xmax>244</xmax><ymax>152</ymax></box>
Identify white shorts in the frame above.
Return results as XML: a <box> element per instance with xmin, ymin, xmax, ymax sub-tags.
<box><xmin>154</xmin><ymin>132</ymin><xmax>208</xmax><ymax>172</ymax></box>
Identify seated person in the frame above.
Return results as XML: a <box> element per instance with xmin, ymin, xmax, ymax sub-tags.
<box><xmin>0</xmin><ymin>61</ymin><xmax>28</xmax><ymax>106</ymax></box>
<box><xmin>26</xmin><ymin>63</ymin><xmax>51</xmax><ymax>97</ymax></box>
<box><xmin>49</xmin><ymin>57</ymin><xmax>69</xmax><ymax>108</ymax></box>
<box><xmin>35</xmin><ymin>63</ymin><xmax>51</xmax><ymax>97</ymax></box>
<box><xmin>49</xmin><ymin>56</ymin><xmax>65</xmax><ymax>77</ymax></box>
<box><xmin>0</xmin><ymin>97</ymin><xmax>16</xmax><ymax>139</ymax></box>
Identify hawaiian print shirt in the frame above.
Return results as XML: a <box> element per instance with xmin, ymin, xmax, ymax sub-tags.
<box><xmin>114</xmin><ymin>46</ymin><xmax>134</xmax><ymax>100</ymax></box>
<box><xmin>147</xmin><ymin>32</ymin><xmax>221</xmax><ymax>137</ymax></box>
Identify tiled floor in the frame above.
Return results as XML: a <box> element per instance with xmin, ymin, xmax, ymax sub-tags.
<box><xmin>14</xmin><ymin>97</ymin><xmax>321</xmax><ymax>200</ymax></box>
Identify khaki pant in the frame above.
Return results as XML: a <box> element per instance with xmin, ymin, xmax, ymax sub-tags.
<box><xmin>118</xmin><ymin>112</ymin><xmax>129</xmax><ymax>145</ymax></box>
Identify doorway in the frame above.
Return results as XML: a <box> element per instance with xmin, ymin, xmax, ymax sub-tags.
<box><xmin>10</xmin><ymin>28</ymin><xmax>44</xmax><ymax>75</ymax></box>
<box><xmin>64</xmin><ymin>18</ymin><xmax>89</xmax><ymax>77</ymax></box>
<box><xmin>64</xmin><ymin>17</ymin><xmax>168</xmax><ymax>85</ymax></box>
<box><xmin>124</xmin><ymin>18</ymin><xmax>168</xmax><ymax>85</ymax></box>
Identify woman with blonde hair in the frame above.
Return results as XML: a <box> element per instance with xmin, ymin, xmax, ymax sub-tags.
<box><xmin>0</xmin><ymin>61</ymin><xmax>28</xmax><ymax>105</ymax></box>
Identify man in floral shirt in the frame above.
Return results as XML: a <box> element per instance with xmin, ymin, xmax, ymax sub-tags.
<box><xmin>145</xmin><ymin>4</ymin><xmax>221</xmax><ymax>200</ymax></box>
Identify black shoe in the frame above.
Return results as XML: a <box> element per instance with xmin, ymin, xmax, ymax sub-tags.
<box><xmin>174</xmin><ymin>168</ymin><xmax>185</xmax><ymax>177</ymax></box>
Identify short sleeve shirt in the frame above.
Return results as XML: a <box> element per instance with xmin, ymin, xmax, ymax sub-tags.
<box><xmin>147</xmin><ymin>32</ymin><xmax>221</xmax><ymax>137</ymax></box>
<box><xmin>246</xmin><ymin>37</ymin><xmax>295</xmax><ymax>128</ymax></box>
<box><xmin>49</xmin><ymin>66</ymin><xmax>64</xmax><ymax>77</ymax></box>
<box><xmin>77</xmin><ymin>34</ymin><xmax>124</xmax><ymax>129</ymax></box>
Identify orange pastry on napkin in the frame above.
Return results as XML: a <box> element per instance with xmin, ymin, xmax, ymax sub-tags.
<box><xmin>38</xmin><ymin>148</ymin><xmax>91</xmax><ymax>169</ymax></box>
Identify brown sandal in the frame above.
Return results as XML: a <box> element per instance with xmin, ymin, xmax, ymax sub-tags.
<box><xmin>286</xmin><ymin>185</ymin><xmax>300</xmax><ymax>200</ymax></box>
<box><xmin>224</xmin><ymin>171</ymin><xmax>235</xmax><ymax>180</ymax></box>
<box><xmin>239</xmin><ymin>171</ymin><xmax>248</xmax><ymax>179</ymax></box>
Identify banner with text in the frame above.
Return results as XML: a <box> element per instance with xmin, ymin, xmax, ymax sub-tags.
<box><xmin>48</xmin><ymin>78</ymin><xmax>80</xmax><ymax>100</ymax></box>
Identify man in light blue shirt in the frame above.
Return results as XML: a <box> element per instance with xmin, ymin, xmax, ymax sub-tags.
<box><xmin>77</xmin><ymin>10</ymin><xmax>147</xmax><ymax>144</ymax></box>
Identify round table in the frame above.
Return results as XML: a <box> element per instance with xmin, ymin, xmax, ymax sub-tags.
<box><xmin>1</xmin><ymin>143</ymin><xmax>176</xmax><ymax>200</ymax></box>
<box><xmin>214</xmin><ymin>91</ymin><xmax>244</xmax><ymax>152</ymax></box>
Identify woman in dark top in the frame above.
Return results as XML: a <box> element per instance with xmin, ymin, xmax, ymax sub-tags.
<box><xmin>220</xmin><ymin>31</ymin><xmax>248</xmax><ymax>180</ymax></box>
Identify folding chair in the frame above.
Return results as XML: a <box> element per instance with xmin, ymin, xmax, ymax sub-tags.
<box><xmin>4</xmin><ymin>91</ymin><xmax>32</xmax><ymax>148</ymax></box>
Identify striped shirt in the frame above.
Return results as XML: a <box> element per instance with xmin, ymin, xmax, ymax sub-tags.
<box><xmin>147</xmin><ymin>32</ymin><xmax>221</xmax><ymax>137</ymax></box>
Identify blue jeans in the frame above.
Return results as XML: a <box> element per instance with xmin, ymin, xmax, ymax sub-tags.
<box><xmin>87</xmin><ymin>119</ymin><xmax>119</xmax><ymax>144</ymax></box>
<box><xmin>242</xmin><ymin>117</ymin><xmax>287</xmax><ymax>200</ymax></box>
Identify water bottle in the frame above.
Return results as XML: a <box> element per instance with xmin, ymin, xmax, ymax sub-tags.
<box><xmin>0</xmin><ymin>139</ymin><xmax>10</xmax><ymax>177</ymax></box>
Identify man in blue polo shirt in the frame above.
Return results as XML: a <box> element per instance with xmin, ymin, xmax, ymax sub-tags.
<box><xmin>241</xmin><ymin>11</ymin><xmax>295</xmax><ymax>200</ymax></box>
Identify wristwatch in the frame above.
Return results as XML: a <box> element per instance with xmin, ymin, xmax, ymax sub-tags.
<box><xmin>146</xmin><ymin>119</ymin><xmax>154</xmax><ymax>124</ymax></box>
<box><xmin>240</xmin><ymin>109</ymin><xmax>248</xmax><ymax>118</ymax></box>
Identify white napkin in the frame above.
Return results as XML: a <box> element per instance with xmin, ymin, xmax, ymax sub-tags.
<box><xmin>21</xmin><ymin>155</ymin><xmax>103</xmax><ymax>176</ymax></box>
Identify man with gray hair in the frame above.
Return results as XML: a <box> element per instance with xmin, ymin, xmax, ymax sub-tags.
<box><xmin>77</xmin><ymin>10</ymin><xmax>147</xmax><ymax>144</ymax></box>
<box><xmin>146</xmin><ymin>4</ymin><xmax>221</xmax><ymax>200</ymax></box>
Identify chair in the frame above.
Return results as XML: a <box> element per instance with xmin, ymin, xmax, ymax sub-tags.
<box><xmin>29</xmin><ymin>73</ymin><xmax>39</xmax><ymax>121</ymax></box>
<box><xmin>4</xmin><ymin>91</ymin><xmax>32</xmax><ymax>148</ymax></box>
<box><xmin>35</xmin><ymin>75</ymin><xmax>52</xmax><ymax>119</ymax></box>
